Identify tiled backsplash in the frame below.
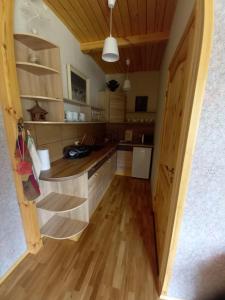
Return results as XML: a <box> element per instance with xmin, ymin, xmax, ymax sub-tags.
<box><xmin>106</xmin><ymin>122</ymin><xmax>154</xmax><ymax>144</ymax></box>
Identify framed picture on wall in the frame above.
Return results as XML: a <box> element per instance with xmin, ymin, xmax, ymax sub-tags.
<box><xmin>135</xmin><ymin>96</ymin><xmax>148</xmax><ymax>112</ymax></box>
<box><xmin>66</xmin><ymin>64</ymin><xmax>90</xmax><ymax>104</ymax></box>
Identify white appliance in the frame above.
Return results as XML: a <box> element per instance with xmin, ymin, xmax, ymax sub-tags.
<box><xmin>132</xmin><ymin>147</ymin><xmax>152</xmax><ymax>179</ymax></box>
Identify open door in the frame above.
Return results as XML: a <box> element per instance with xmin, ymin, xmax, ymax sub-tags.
<box><xmin>154</xmin><ymin>0</ymin><xmax>214</xmax><ymax>295</ymax></box>
<box><xmin>0</xmin><ymin>0</ymin><xmax>42</xmax><ymax>254</ymax></box>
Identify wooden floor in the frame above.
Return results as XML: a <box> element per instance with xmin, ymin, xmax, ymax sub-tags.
<box><xmin>0</xmin><ymin>176</ymin><xmax>159</xmax><ymax>300</ymax></box>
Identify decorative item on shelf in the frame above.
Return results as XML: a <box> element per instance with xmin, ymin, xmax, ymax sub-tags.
<box><xmin>102</xmin><ymin>0</ymin><xmax>119</xmax><ymax>62</ymax></box>
<box><xmin>27</xmin><ymin>101</ymin><xmax>48</xmax><ymax>121</ymax></box>
<box><xmin>28</xmin><ymin>51</ymin><xmax>40</xmax><ymax>64</ymax></box>
<box><xmin>106</xmin><ymin>79</ymin><xmax>119</xmax><ymax>92</ymax></box>
<box><xmin>123</xmin><ymin>59</ymin><xmax>131</xmax><ymax>91</ymax></box>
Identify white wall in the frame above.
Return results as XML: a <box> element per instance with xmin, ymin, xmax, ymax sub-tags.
<box><xmin>168</xmin><ymin>1</ymin><xmax>225</xmax><ymax>299</ymax></box>
<box><xmin>0</xmin><ymin>110</ymin><xmax>27</xmax><ymax>278</ymax></box>
<box><xmin>14</xmin><ymin>0</ymin><xmax>106</xmax><ymax>109</ymax></box>
<box><xmin>106</xmin><ymin>72</ymin><xmax>159</xmax><ymax>121</ymax></box>
<box><xmin>151</xmin><ymin>0</ymin><xmax>195</xmax><ymax>194</ymax></box>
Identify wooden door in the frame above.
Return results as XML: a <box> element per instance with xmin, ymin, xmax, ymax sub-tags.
<box><xmin>154</xmin><ymin>0</ymin><xmax>213</xmax><ymax>294</ymax></box>
<box><xmin>154</xmin><ymin>30</ymin><xmax>193</xmax><ymax>264</ymax></box>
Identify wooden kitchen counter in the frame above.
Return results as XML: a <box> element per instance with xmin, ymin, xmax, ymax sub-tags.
<box><xmin>40</xmin><ymin>143</ymin><xmax>117</xmax><ymax>182</ymax></box>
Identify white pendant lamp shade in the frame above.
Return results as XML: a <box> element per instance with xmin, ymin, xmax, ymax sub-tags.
<box><xmin>102</xmin><ymin>36</ymin><xmax>119</xmax><ymax>62</ymax></box>
<box><xmin>123</xmin><ymin>78</ymin><xmax>131</xmax><ymax>91</ymax></box>
<box><xmin>123</xmin><ymin>58</ymin><xmax>131</xmax><ymax>91</ymax></box>
<box><xmin>102</xmin><ymin>0</ymin><xmax>119</xmax><ymax>62</ymax></box>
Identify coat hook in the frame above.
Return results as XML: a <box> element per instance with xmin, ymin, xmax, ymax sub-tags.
<box><xmin>17</xmin><ymin>117</ymin><xmax>24</xmax><ymax>132</ymax></box>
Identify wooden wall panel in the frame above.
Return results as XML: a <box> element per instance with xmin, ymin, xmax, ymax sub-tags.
<box><xmin>26</xmin><ymin>123</ymin><xmax>106</xmax><ymax>162</ymax></box>
<box><xmin>106</xmin><ymin>122</ymin><xmax>154</xmax><ymax>143</ymax></box>
<box><xmin>44</xmin><ymin>0</ymin><xmax>177</xmax><ymax>73</ymax></box>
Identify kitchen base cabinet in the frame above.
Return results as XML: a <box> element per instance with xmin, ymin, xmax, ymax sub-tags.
<box><xmin>116</xmin><ymin>150</ymin><xmax>133</xmax><ymax>176</ymax></box>
<box><xmin>88</xmin><ymin>152</ymin><xmax>117</xmax><ymax>217</ymax></box>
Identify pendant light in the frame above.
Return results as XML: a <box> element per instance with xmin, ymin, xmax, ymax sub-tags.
<box><xmin>102</xmin><ymin>0</ymin><xmax>119</xmax><ymax>62</ymax></box>
<box><xmin>123</xmin><ymin>59</ymin><xmax>131</xmax><ymax>91</ymax></box>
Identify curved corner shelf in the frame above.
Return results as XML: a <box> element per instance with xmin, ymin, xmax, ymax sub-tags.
<box><xmin>21</xmin><ymin>95</ymin><xmax>63</xmax><ymax>102</ymax></box>
<box><xmin>16</xmin><ymin>62</ymin><xmax>59</xmax><ymax>75</ymax></box>
<box><xmin>14</xmin><ymin>33</ymin><xmax>58</xmax><ymax>50</ymax></box>
<box><xmin>40</xmin><ymin>215</ymin><xmax>88</xmax><ymax>240</ymax></box>
<box><xmin>36</xmin><ymin>192</ymin><xmax>87</xmax><ymax>213</ymax></box>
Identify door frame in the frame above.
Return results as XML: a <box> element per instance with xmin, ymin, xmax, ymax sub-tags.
<box><xmin>0</xmin><ymin>1</ymin><xmax>42</xmax><ymax>255</ymax></box>
<box><xmin>155</xmin><ymin>0</ymin><xmax>214</xmax><ymax>296</ymax></box>
<box><xmin>0</xmin><ymin>0</ymin><xmax>214</xmax><ymax>294</ymax></box>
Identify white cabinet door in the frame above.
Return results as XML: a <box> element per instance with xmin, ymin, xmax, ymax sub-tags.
<box><xmin>132</xmin><ymin>147</ymin><xmax>152</xmax><ymax>179</ymax></box>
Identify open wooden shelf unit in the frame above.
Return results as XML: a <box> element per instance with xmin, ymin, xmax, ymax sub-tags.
<box><xmin>14</xmin><ymin>33</ymin><xmax>64</xmax><ymax>122</ymax></box>
<box><xmin>36</xmin><ymin>192</ymin><xmax>87</xmax><ymax>213</ymax></box>
<box><xmin>16</xmin><ymin>62</ymin><xmax>59</xmax><ymax>75</ymax></box>
<box><xmin>40</xmin><ymin>215</ymin><xmax>88</xmax><ymax>240</ymax></box>
<box><xmin>37</xmin><ymin>192</ymin><xmax>88</xmax><ymax>240</ymax></box>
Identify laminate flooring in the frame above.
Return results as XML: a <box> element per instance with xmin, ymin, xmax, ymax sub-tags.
<box><xmin>0</xmin><ymin>176</ymin><xmax>159</xmax><ymax>300</ymax></box>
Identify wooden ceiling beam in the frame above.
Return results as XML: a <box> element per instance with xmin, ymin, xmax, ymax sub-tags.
<box><xmin>80</xmin><ymin>31</ymin><xmax>170</xmax><ymax>53</ymax></box>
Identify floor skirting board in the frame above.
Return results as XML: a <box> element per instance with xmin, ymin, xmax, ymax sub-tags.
<box><xmin>0</xmin><ymin>250</ymin><xmax>29</xmax><ymax>285</ymax></box>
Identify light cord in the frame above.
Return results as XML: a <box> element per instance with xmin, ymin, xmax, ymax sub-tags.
<box><xmin>110</xmin><ymin>7</ymin><xmax>113</xmax><ymax>36</ymax></box>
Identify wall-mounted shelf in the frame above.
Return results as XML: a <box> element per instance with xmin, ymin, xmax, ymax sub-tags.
<box><xmin>40</xmin><ymin>215</ymin><xmax>88</xmax><ymax>240</ymax></box>
<box><xmin>64</xmin><ymin>98</ymin><xmax>90</xmax><ymax>107</ymax></box>
<box><xmin>14</xmin><ymin>33</ymin><xmax>58</xmax><ymax>50</ymax></box>
<box><xmin>16</xmin><ymin>62</ymin><xmax>59</xmax><ymax>75</ymax></box>
<box><xmin>36</xmin><ymin>192</ymin><xmax>87</xmax><ymax>213</ymax></box>
<box><xmin>24</xmin><ymin>121</ymin><xmax>106</xmax><ymax>125</ymax></box>
<box><xmin>21</xmin><ymin>95</ymin><xmax>63</xmax><ymax>102</ymax></box>
<box><xmin>91</xmin><ymin>106</ymin><xmax>105</xmax><ymax>112</ymax></box>
<box><xmin>126</xmin><ymin>111</ymin><xmax>156</xmax><ymax>114</ymax></box>
<box><xmin>108</xmin><ymin>122</ymin><xmax>154</xmax><ymax>125</ymax></box>
<box><xmin>14</xmin><ymin>33</ymin><xmax>64</xmax><ymax>122</ymax></box>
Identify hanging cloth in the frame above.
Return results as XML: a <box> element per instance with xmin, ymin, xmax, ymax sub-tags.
<box><xmin>27</xmin><ymin>130</ymin><xmax>41</xmax><ymax>181</ymax></box>
<box><xmin>15</xmin><ymin>127</ymin><xmax>40</xmax><ymax>200</ymax></box>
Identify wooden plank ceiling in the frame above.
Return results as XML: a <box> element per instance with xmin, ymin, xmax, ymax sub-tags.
<box><xmin>44</xmin><ymin>0</ymin><xmax>177</xmax><ymax>73</ymax></box>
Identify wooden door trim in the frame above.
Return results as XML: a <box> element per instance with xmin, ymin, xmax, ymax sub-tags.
<box><xmin>0</xmin><ymin>1</ymin><xmax>42</xmax><ymax>256</ymax></box>
<box><xmin>157</xmin><ymin>0</ymin><xmax>214</xmax><ymax>295</ymax></box>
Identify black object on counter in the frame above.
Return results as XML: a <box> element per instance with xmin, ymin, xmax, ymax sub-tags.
<box><xmin>63</xmin><ymin>145</ymin><xmax>92</xmax><ymax>159</ymax></box>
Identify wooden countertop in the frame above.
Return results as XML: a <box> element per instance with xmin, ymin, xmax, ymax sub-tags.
<box><xmin>40</xmin><ymin>143</ymin><xmax>117</xmax><ymax>182</ymax></box>
<box><xmin>118</xmin><ymin>142</ymin><xmax>154</xmax><ymax>148</ymax></box>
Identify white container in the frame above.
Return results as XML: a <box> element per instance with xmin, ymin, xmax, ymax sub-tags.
<box><xmin>79</xmin><ymin>112</ymin><xmax>85</xmax><ymax>122</ymax></box>
<box><xmin>38</xmin><ymin>149</ymin><xmax>51</xmax><ymax>171</ymax></box>
<box><xmin>72</xmin><ymin>111</ymin><xmax>79</xmax><ymax>121</ymax></box>
<box><xmin>65</xmin><ymin>111</ymin><xmax>73</xmax><ymax>121</ymax></box>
